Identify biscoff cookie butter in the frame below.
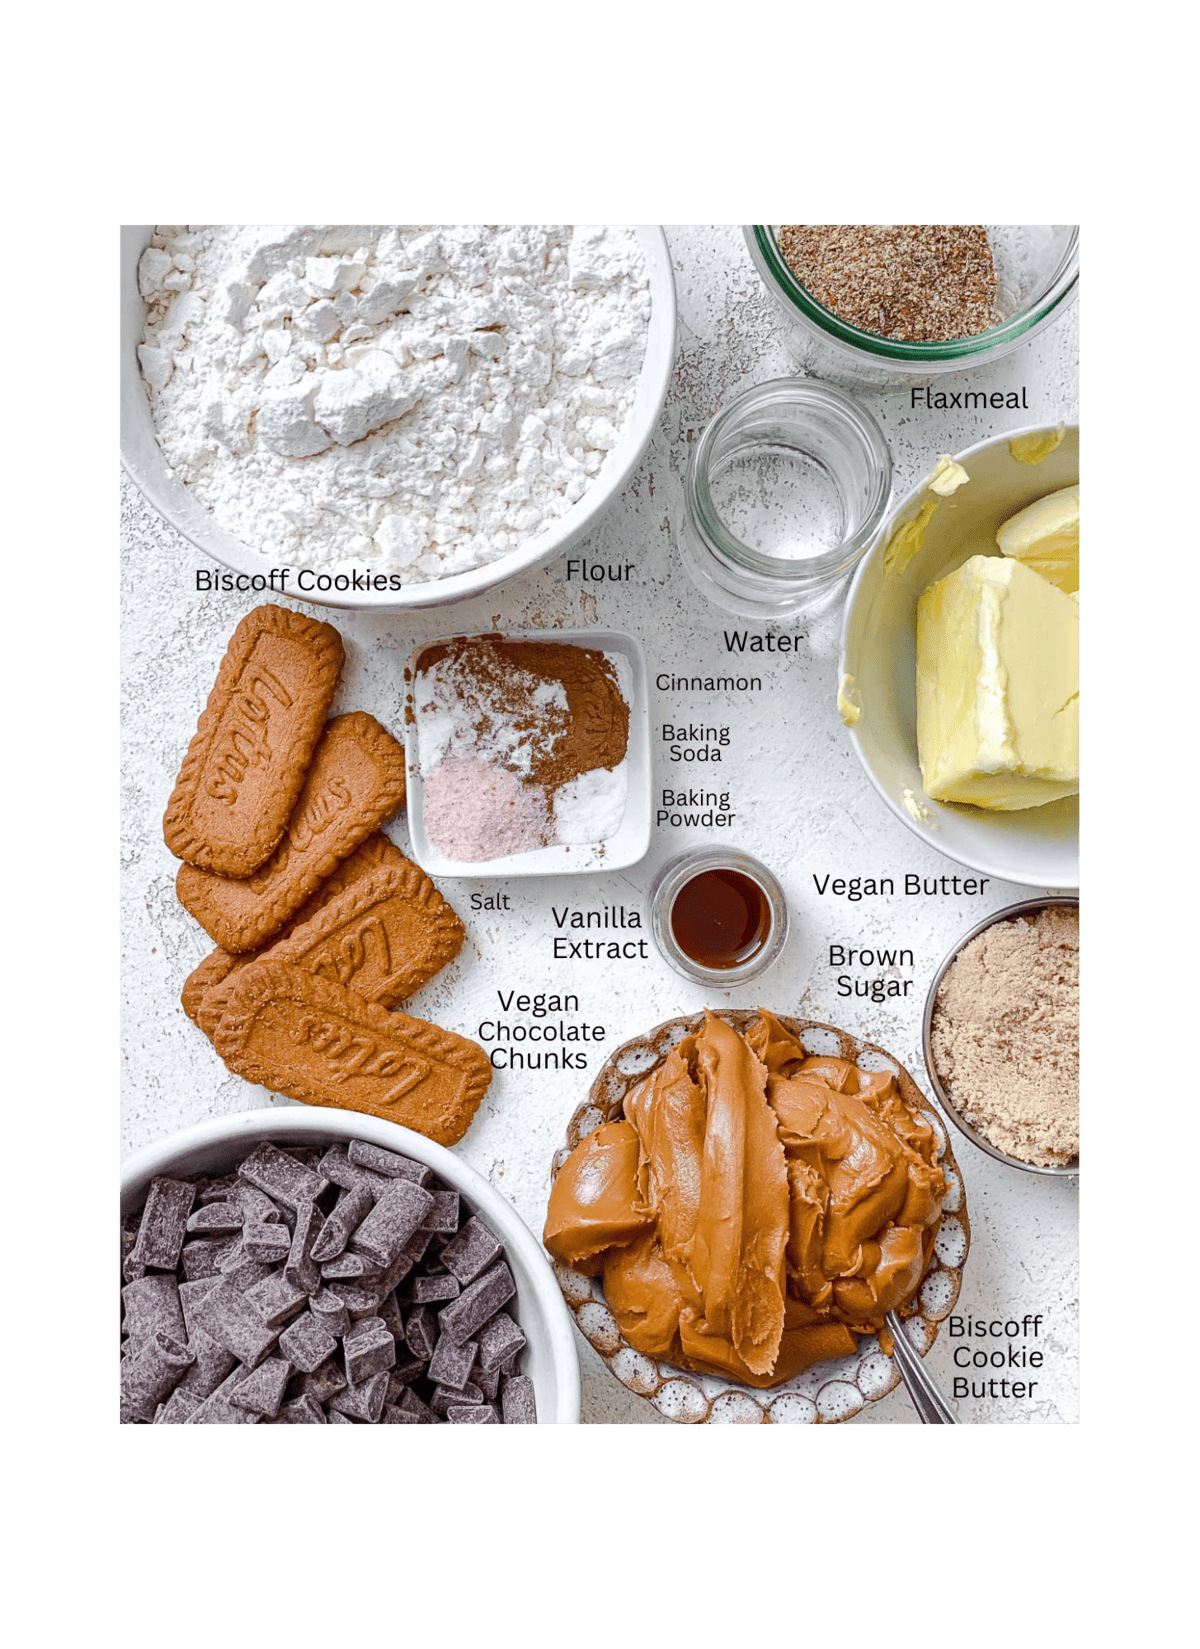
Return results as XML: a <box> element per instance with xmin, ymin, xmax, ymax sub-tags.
<box><xmin>930</xmin><ymin>905</ymin><xmax>1079</xmax><ymax>1168</ymax></box>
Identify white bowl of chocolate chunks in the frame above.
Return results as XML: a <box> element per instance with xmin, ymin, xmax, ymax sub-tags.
<box><xmin>121</xmin><ymin>1107</ymin><xmax>581</xmax><ymax>1424</ymax></box>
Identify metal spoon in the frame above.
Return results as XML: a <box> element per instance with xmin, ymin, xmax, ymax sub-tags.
<box><xmin>886</xmin><ymin>1311</ymin><xmax>957</xmax><ymax>1424</ymax></box>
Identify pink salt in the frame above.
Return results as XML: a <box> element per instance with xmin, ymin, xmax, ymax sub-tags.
<box><xmin>421</xmin><ymin>751</ymin><xmax>553</xmax><ymax>862</ymax></box>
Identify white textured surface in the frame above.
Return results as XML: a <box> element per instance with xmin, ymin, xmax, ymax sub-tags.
<box><xmin>121</xmin><ymin>226</ymin><xmax>1079</xmax><ymax>1424</ymax></box>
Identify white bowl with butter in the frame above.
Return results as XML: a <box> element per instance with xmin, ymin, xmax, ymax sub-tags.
<box><xmin>839</xmin><ymin>425</ymin><xmax>1079</xmax><ymax>890</ymax></box>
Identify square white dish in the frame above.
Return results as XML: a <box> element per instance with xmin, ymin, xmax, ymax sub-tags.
<box><xmin>402</xmin><ymin>628</ymin><xmax>651</xmax><ymax>878</ymax></box>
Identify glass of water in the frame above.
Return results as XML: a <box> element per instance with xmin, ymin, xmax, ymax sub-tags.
<box><xmin>678</xmin><ymin>377</ymin><xmax>892</xmax><ymax>620</ymax></box>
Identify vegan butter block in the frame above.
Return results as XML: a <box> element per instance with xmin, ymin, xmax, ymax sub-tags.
<box><xmin>176</xmin><ymin>713</ymin><xmax>408</xmax><ymax>952</ymax></box>
<box><xmin>916</xmin><ymin>554</ymin><xmax>1079</xmax><ymax>811</ymax></box>
<box><xmin>996</xmin><ymin>484</ymin><xmax>1079</xmax><ymax>594</ymax></box>
<box><xmin>163</xmin><ymin>604</ymin><xmax>345</xmax><ymax>878</ymax></box>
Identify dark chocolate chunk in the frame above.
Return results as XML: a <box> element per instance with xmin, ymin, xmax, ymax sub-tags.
<box><xmin>343</xmin><ymin>1316</ymin><xmax>396</xmax><ymax>1386</ymax></box>
<box><xmin>122</xmin><ymin>1274</ymin><xmax>186</xmax><ymax>1348</ymax></box>
<box><xmin>178</xmin><ymin>1275</ymin><xmax>224</xmax><ymax>1339</ymax></box>
<box><xmin>238</xmin><ymin>1143</ymin><xmax>328</xmax><ymax>1211</ymax></box>
<box><xmin>320</xmin><ymin>1252</ymin><xmax>377</xmax><ymax>1281</ymax></box>
<box><xmin>278</xmin><ymin>1310</ymin><xmax>339</xmax><ymax>1374</ymax></box>
<box><xmin>382</xmin><ymin>1404</ymin><xmax>422</xmax><ymax>1423</ymax></box>
<box><xmin>285</xmin><ymin>1198</ymin><xmax>324</xmax><ymax>1295</ymax></box>
<box><xmin>405</xmin><ymin>1305</ymin><xmax>437</xmax><ymax>1361</ymax></box>
<box><xmin>126</xmin><ymin>1177</ymin><xmax>195</xmax><ymax>1277</ymax></box>
<box><xmin>181</xmin><ymin>1238</ymin><xmax>236</xmax><ymax>1281</ymax></box>
<box><xmin>397</xmin><ymin>1386</ymin><xmax>438</xmax><ymax>1423</ymax></box>
<box><xmin>230</xmin><ymin>1358</ymin><xmax>291</xmax><ymax>1418</ymax></box>
<box><xmin>377</xmin><ymin>1290</ymin><xmax>406</xmax><ymax>1342</ymax></box>
<box><xmin>275</xmin><ymin>1394</ymin><xmax>327</xmax><ymax>1424</ymax></box>
<box><xmin>348</xmin><ymin>1140</ymin><xmax>432</xmax><ymax>1185</ymax></box>
<box><xmin>186</xmin><ymin>1203</ymin><xmax>244</xmax><ymax>1234</ymax></box>
<box><xmin>428</xmin><ymin>1335</ymin><xmax>477</xmax><ymax>1392</ymax></box>
<box><xmin>120</xmin><ymin>1331</ymin><xmax>194</xmax><ymax>1421</ymax></box>
<box><xmin>242</xmin><ymin>1221</ymin><xmax>291</xmax><ymax>1264</ymax></box>
<box><xmin>154</xmin><ymin>1387</ymin><xmax>201</xmax><ymax>1423</ymax></box>
<box><xmin>472</xmin><ymin>1360</ymin><xmax>501</xmax><ymax>1401</ymax></box>
<box><xmin>244</xmin><ymin>1269</ymin><xmax>308</xmax><ymax>1328</ymax></box>
<box><xmin>419</xmin><ymin>1190</ymin><xmax>460</xmax><ymax>1234</ymax></box>
<box><xmin>329</xmin><ymin>1277</ymin><xmax>389</xmax><ymax>1319</ymax></box>
<box><xmin>185</xmin><ymin>1366</ymin><xmax>261</xmax><ymax>1425</ymax></box>
<box><xmin>431</xmin><ymin>1380</ymin><xmax>482</xmax><ymax>1415</ymax></box>
<box><xmin>501</xmin><ymin>1374</ymin><xmax>537</xmax><ymax>1425</ymax></box>
<box><xmin>351</xmin><ymin>1180</ymin><xmax>435</xmax><ymax>1269</ymax></box>
<box><xmin>411</xmin><ymin>1273</ymin><xmax>460</xmax><ymax>1305</ymax></box>
<box><xmin>477</xmin><ymin>1312</ymin><xmax>526</xmax><ymax>1371</ymax></box>
<box><xmin>175</xmin><ymin>1329</ymin><xmax>238</xmax><ymax>1402</ymax></box>
<box><xmin>316</xmin><ymin>1145</ymin><xmax>389</xmax><ymax>1195</ymax></box>
<box><xmin>310</xmin><ymin>1184</ymin><xmax>374</xmax><ymax>1263</ymax></box>
<box><xmin>303</xmin><ymin>1359</ymin><xmax>348</xmax><ymax>1405</ymax></box>
<box><xmin>437</xmin><ymin>1262</ymin><xmax>515</xmax><ymax>1346</ymax></box>
<box><xmin>439</xmin><ymin>1216</ymin><xmax>502</xmax><ymax>1287</ymax></box>
<box><xmin>309</xmin><ymin>1287</ymin><xmax>351</xmax><ymax>1341</ymax></box>
<box><xmin>193</xmin><ymin>1279</ymin><xmax>281</xmax><ymax>1369</ymax></box>
<box><xmin>330</xmin><ymin>1371</ymin><xmax>388</xmax><ymax>1423</ymax></box>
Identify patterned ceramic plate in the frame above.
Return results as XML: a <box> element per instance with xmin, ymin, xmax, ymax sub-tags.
<box><xmin>549</xmin><ymin>1011</ymin><xmax>971</xmax><ymax>1424</ymax></box>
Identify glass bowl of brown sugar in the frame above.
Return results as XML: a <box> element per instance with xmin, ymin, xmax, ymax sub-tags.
<box><xmin>745</xmin><ymin>226</ymin><xmax>1078</xmax><ymax>390</ymax></box>
<box><xmin>922</xmin><ymin>897</ymin><xmax>1079</xmax><ymax>1179</ymax></box>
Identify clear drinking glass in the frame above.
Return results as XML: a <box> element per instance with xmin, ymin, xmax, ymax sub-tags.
<box><xmin>678</xmin><ymin>377</ymin><xmax>892</xmax><ymax>621</ymax></box>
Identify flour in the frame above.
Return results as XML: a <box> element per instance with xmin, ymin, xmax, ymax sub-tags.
<box><xmin>139</xmin><ymin>225</ymin><xmax>651</xmax><ymax>581</ymax></box>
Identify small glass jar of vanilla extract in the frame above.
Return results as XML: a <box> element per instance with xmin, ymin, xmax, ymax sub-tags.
<box><xmin>649</xmin><ymin>847</ymin><xmax>789</xmax><ymax>986</ymax></box>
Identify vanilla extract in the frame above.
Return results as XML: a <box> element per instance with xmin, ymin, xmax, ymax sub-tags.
<box><xmin>670</xmin><ymin>868</ymin><xmax>771</xmax><ymax>970</ymax></box>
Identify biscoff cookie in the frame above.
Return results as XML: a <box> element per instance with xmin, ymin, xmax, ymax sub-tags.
<box><xmin>181</xmin><ymin>948</ymin><xmax>240</xmax><ymax>1025</ymax></box>
<box><xmin>195</xmin><ymin>861</ymin><xmax>465</xmax><ymax>1039</ymax></box>
<box><xmin>176</xmin><ymin>714</ymin><xmax>407</xmax><ymax>953</ymax></box>
<box><xmin>211</xmin><ymin>961</ymin><xmax>492</xmax><ymax>1146</ymax></box>
<box><xmin>163</xmin><ymin>605</ymin><xmax>344</xmax><ymax>879</ymax></box>
<box><xmin>181</xmin><ymin>831</ymin><xmax>409</xmax><ymax>1027</ymax></box>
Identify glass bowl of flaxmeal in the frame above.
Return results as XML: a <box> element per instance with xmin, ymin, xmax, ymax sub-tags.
<box><xmin>745</xmin><ymin>226</ymin><xmax>1078</xmax><ymax>389</ymax></box>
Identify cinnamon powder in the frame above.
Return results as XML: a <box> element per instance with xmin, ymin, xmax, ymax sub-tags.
<box><xmin>414</xmin><ymin>637</ymin><xmax>630</xmax><ymax>860</ymax></box>
<box><xmin>417</xmin><ymin>638</ymin><xmax>628</xmax><ymax>788</ymax></box>
<box><xmin>929</xmin><ymin>904</ymin><xmax>1079</xmax><ymax>1168</ymax></box>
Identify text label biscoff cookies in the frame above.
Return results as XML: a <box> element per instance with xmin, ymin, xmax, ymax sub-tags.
<box><xmin>163</xmin><ymin>605</ymin><xmax>344</xmax><ymax>879</ymax></box>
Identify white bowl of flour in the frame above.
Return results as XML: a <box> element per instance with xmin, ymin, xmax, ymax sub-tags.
<box><xmin>121</xmin><ymin>225</ymin><xmax>676</xmax><ymax>611</ymax></box>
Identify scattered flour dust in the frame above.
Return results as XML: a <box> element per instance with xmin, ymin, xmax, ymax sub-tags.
<box><xmin>138</xmin><ymin>225</ymin><xmax>651</xmax><ymax>582</ymax></box>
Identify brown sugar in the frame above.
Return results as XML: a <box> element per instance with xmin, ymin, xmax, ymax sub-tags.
<box><xmin>929</xmin><ymin>905</ymin><xmax>1079</xmax><ymax>1168</ymax></box>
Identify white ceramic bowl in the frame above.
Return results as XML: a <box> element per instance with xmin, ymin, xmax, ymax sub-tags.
<box><xmin>120</xmin><ymin>225</ymin><xmax>677</xmax><ymax>612</ymax></box>
<box><xmin>403</xmin><ymin>628</ymin><xmax>651</xmax><ymax>878</ymax></box>
<box><xmin>120</xmin><ymin>1107</ymin><xmax>581</xmax><ymax>1423</ymax></box>
<box><xmin>550</xmin><ymin>1013</ymin><xmax>970</xmax><ymax>1425</ymax></box>
<box><xmin>840</xmin><ymin>424</ymin><xmax>1079</xmax><ymax>890</ymax></box>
